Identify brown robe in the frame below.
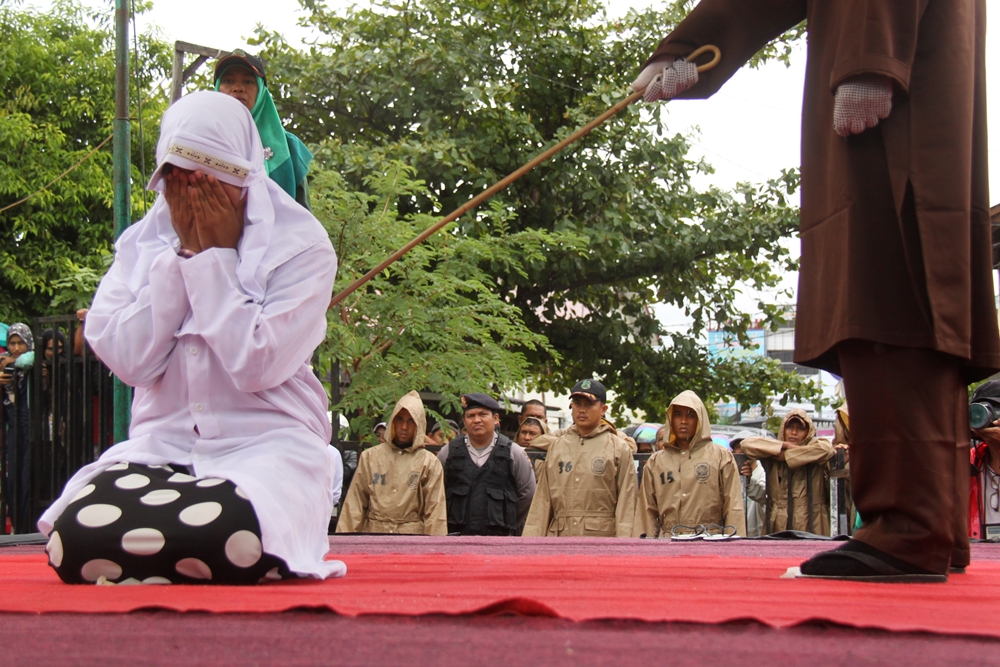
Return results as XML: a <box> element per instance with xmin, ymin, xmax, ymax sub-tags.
<box><xmin>645</xmin><ymin>0</ymin><xmax>1000</xmax><ymax>380</ymax></box>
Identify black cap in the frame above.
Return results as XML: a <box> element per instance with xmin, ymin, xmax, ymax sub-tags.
<box><xmin>570</xmin><ymin>379</ymin><xmax>606</xmax><ymax>403</ymax></box>
<box><xmin>460</xmin><ymin>393</ymin><xmax>501</xmax><ymax>413</ymax></box>
<box><xmin>215</xmin><ymin>49</ymin><xmax>267</xmax><ymax>85</ymax></box>
<box><xmin>972</xmin><ymin>380</ymin><xmax>1000</xmax><ymax>402</ymax></box>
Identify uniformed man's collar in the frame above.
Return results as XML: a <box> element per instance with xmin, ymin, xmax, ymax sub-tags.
<box><xmin>466</xmin><ymin>431</ymin><xmax>499</xmax><ymax>451</ymax></box>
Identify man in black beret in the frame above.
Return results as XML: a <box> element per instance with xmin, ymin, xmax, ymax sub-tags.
<box><xmin>437</xmin><ymin>393</ymin><xmax>536</xmax><ymax>535</ymax></box>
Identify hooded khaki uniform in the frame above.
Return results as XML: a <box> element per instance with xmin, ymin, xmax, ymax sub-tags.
<box><xmin>634</xmin><ymin>391</ymin><xmax>745</xmax><ymax>538</ymax></box>
<box><xmin>523</xmin><ymin>421</ymin><xmax>637</xmax><ymax>537</ymax></box>
<box><xmin>741</xmin><ymin>410</ymin><xmax>834</xmax><ymax>536</ymax></box>
<box><xmin>337</xmin><ymin>391</ymin><xmax>447</xmax><ymax>535</ymax></box>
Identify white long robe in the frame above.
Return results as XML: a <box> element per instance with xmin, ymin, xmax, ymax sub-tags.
<box><xmin>38</xmin><ymin>92</ymin><xmax>344</xmax><ymax>578</ymax></box>
<box><xmin>40</xmin><ymin>240</ymin><xmax>343</xmax><ymax>578</ymax></box>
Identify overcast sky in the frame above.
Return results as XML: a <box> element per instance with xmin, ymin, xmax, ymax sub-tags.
<box><xmin>32</xmin><ymin>0</ymin><xmax>1000</xmax><ymax>325</ymax></box>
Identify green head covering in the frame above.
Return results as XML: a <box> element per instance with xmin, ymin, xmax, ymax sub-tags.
<box><xmin>214</xmin><ymin>63</ymin><xmax>312</xmax><ymax>201</ymax></box>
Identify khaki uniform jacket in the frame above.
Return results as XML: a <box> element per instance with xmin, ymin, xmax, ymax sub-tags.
<box><xmin>522</xmin><ymin>422</ymin><xmax>637</xmax><ymax>537</ymax></box>
<box><xmin>741</xmin><ymin>410</ymin><xmax>834</xmax><ymax>535</ymax></box>
<box><xmin>634</xmin><ymin>391</ymin><xmax>745</xmax><ymax>538</ymax></box>
<box><xmin>336</xmin><ymin>391</ymin><xmax>447</xmax><ymax>535</ymax></box>
<box><xmin>527</xmin><ymin>419</ymin><xmax>636</xmax><ymax>480</ymax></box>
<box><xmin>646</xmin><ymin>0</ymin><xmax>1000</xmax><ymax>382</ymax></box>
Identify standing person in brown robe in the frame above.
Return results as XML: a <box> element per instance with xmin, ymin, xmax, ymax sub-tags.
<box><xmin>635</xmin><ymin>0</ymin><xmax>1000</xmax><ymax>580</ymax></box>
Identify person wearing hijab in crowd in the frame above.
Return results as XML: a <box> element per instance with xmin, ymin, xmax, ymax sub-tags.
<box><xmin>38</xmin><ymin>91</ymin><xmax>342</xmax><ymax>585</ymax></box>
<box><xmin>337</xmin><ymin>391</ymin><xmax>447</xmax><ymax>535</ymax></box>
<box><xmin>523</xmin><ymin>380</ymin><xmax>636</xmax><ymax>537</ymax></box>
<box><xmin>740</xmin><ymin>411</ymin><xmax>834</xmax><ymax>536</ymax></box>
<box><xmin>633</xmin><ymin>0</ymin><xmax>998</xmax><ymax>581</ymax></box>
<box><xmin>214</xmin><ymin>50</ymin><xmax>313</xmax><ymax>210</ymax></box>
<box><xmin>2</xmin><ymin>323</ymin><xmax>35</xmax><ymax>531</ymax></box>
<box><xmin>633</xmin><ymin>391</ymin><xmax>745</xmax><ymax>539</ymax></box>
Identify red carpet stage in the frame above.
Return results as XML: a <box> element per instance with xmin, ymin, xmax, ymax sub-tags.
<box><xmin>2</xmin><ymin>537</ymin><xmax>999</xmax><ymax>665</ymax></box>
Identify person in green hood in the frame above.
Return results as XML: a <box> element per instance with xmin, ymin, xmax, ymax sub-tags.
<box><xmin>214</xmin><ymin>49</ymin><xmax>313</xmax><ymax>210</ymax></box>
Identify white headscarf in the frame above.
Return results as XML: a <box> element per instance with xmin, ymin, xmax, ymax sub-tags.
<box><xmin>115</xmin><ymin>91</ymin><xmax>325</xmax><ymax>304</ymax></box>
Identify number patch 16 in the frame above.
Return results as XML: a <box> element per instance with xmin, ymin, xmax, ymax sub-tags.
<box><xmin>558</xmin><ymin>461</ymin><xmax>573</xmax><ymax>473</ymax></box>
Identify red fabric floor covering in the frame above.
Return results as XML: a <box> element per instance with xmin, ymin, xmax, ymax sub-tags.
<box><xmin>2</xmin><ymin>539</ymin><xmax>1000</xmax><ymax>639</ymax></box>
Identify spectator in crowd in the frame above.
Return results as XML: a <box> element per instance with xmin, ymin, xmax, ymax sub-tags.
<box><xmin>2</xmin><ymin>323</ymin><xmax>35</xmax><ymax>532</ymax></box>
<box><xmin>633</xmin><ymin>391</ymin><xmax>745</xmax><ymax>538</ymax></box>
<box><xmin>39</xmin><ymin>91</ymin><xmax>343</xmax><ymax>584</ymax></box>
<box><xmin>338</xmin><ymin>446</ymin><xmax>358</xmax><ymax>523</ymax></box>
<box><xmin>518</xmin><ymin>399</ymin><xmax>547</xmax><ymax>427</ymax></box>
<box><xmin>72</xmin><ymin>309</ymin><xmax>90</xmax><ymax>358</ymax></box>
<box><xmin>516</xmin><ymin>416</ymin><xmax>551</xmax><ymax>482</ymax></box>
<box><xmin>374</xmin><ymin>422</ymin><xmax>387</xmax><ymax>444</ymax></box>
<box><xmin>969</xmin><ymin>381</ymin><xmax>1000</xmax><ymax>542</ymax></box>
<box><xmin>740</xmin><ymin>410</ymin><xmax>834</xmax><ymax>535</ymax></box>
<box><xmin>523</xmin><ymin>380</ymin><xmax>636</xmax><ymax>537</ymax></box>
<box><xmin>39</xmin><ymin>328</ymin><xmax>71</xmax><ymax>463</ymax></box>
<box><xmin>426</xmin><ymin>419</ymin><xmax>460</xmax><ymax>447</ymax></box>
<box><xmin>438</xmin><ymin>393</ymin><xmax>535</xmax><ymax>535</ymax></box>
<box><xmin>214</xmin><ymin>50</ymin><xmax>313</xmax><ymax>210</ymax></box>
<box><xmin>40</xmin><ymin>328</ymin><xmax>68</xmax><ymax>394</ymax></box>
<box><xmin>338</xmin><ymin>391</ymin><xmax>446</xmax><ymax>535</ymax></box>
<box><xmin>515</xmin><ymin>416</ymin><xmax>548</xmax><ymax>449</ymax></box>
<box><xmin>730</xmin><ymin>433</ymin><xmax>766</xmax><ymax>537</ymax></box>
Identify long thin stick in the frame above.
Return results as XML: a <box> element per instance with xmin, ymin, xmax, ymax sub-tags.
<box><xmin>330</xmin><ymin>45</ymin><xmax>722</xmax><ymax>308</ymax></box>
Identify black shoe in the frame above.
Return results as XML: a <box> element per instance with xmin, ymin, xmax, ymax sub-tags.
<box><xmin>797</xmin><ymin>540</ymin><xmax>947</xmax><ymax>583</ymax></box>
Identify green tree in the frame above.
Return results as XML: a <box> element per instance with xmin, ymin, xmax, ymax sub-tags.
<box><xmin>313</xmin><ymin>161</ymin><xmax>577</xmax><ymax>434</ymax></box>
<box><xmin>0</xmin><ymin>0</ymin><xmax>171</xmax><ymax>322</ymax></box>
<box><xmin>257</xmin><ymin>0</ymin><xmax>818</xmax><ymax>421</ymax></box>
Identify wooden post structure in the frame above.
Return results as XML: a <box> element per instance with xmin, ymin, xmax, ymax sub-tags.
<box><xmin>170</xmin><ymin>41</ymin><xmax>228</xmax><ymax>103</ymax></box>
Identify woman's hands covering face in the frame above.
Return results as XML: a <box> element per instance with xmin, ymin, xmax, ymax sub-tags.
<box><xmin>164</xmin><ymin>167</ymin><xmax>245</xmax><ymax>253</ymax></box>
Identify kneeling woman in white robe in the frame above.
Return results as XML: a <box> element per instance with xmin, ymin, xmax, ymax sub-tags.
<box><xmin>39</xmin><ymin>91</ymin><xmax>344</xmax><ymax>584</ymax></box>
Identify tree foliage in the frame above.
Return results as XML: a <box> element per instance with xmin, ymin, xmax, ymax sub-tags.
<box><xmin>256</xmin><ymin>0</ymin><xmax>819</xmax><ymax>423</ymax></box>
<box><xmin>313</xmin><ymin>161</ymin><xmax>578</xmax><ymax>434</ymax></box>
<box><xmin>0</xmin><ymin>0</ymin><xmax>171</xmax><ymax>321</ymax></box>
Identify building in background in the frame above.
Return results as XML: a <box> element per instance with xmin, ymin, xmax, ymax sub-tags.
<box><xmin>707</xmin><ymin>311</ymin><xmax>837</xmax><ymax>435</ymax></box>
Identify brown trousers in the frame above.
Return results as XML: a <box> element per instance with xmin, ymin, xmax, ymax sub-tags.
<box><xmin>838</xmin><ymin>340</ymin><xmax>970</xmax><ymax>573</ymax></box>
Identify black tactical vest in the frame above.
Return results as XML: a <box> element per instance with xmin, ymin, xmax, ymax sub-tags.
<box><xmin>444</xmin><ymin>435</ymin><xmax>519</xmax><ymax>535</ymax></box>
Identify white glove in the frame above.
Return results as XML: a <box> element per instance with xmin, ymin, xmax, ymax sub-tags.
<box><xmin>632</xmin><ymin>57</ymin><xmax>699</xmax><ymax>103</ymax></box>
<box><xmin>833</xmin><ymin>75</ymin><xmax>893</xmax><ymax>137</ymax></box>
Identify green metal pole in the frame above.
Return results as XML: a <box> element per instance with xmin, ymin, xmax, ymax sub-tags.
<box><xmin>112</xmin><ymin>0</ymin><xmax>132</xmax><ymax>443</ymax></box>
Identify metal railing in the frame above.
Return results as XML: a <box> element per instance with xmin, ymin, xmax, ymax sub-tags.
<box><xmin>1</xmin><ymin>316</ymin><xmax>118</xmax><ymax>534</ymax></box>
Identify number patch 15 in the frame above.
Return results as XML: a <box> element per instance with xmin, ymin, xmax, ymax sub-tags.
<box><xmin>558</xmin><ymin>461</ymin><xmax>573</xmax><ymax>473</ymax></box>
